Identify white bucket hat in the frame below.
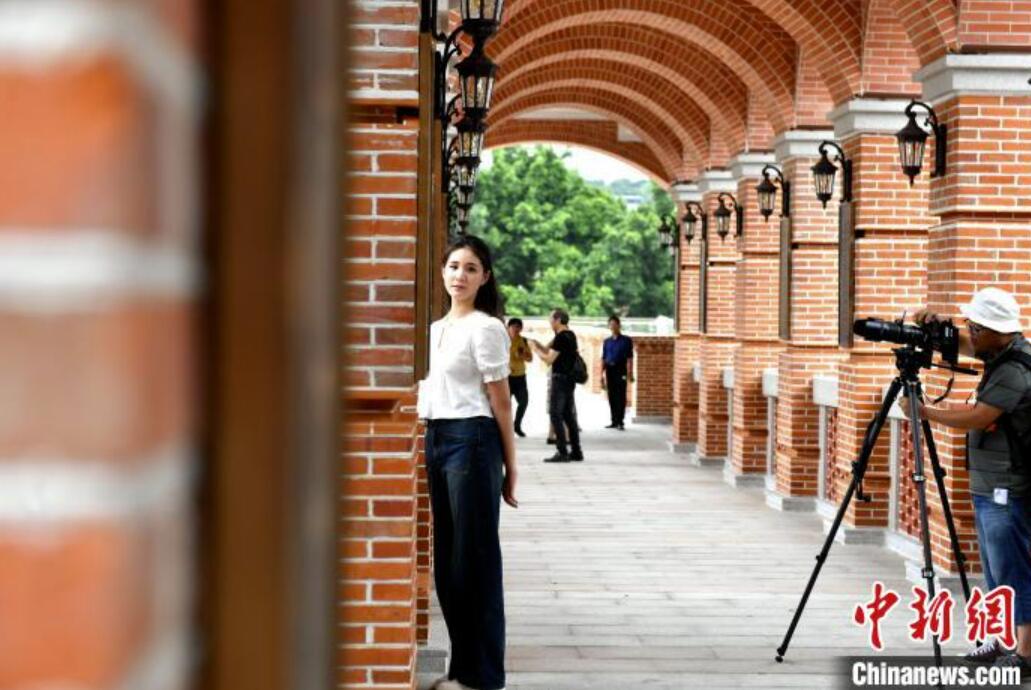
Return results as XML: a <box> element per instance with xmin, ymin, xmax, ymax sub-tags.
<box><xmin>960</xmin><ymin>287</ymin><xmax>1023</xmax><ymax>334</ymax></box>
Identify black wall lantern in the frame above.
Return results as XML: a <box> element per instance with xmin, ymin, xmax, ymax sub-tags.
<box><xmin>458</xmin><ymin>0</ymin><xmax>507</xmax><ymax>40</ymax></box>
<box><xmin>455</xmin><ymin>117</ymin><xmax>485</xmax><ymax>168</ymax></box>
<box><xmin>713</xmin><ymin>192</ymin><xmax>743</xmax><ymax>241</ymax></box>
<box><xmin>657</xmin><ymin>214</ymin><xmax>675</xmax><ymax>251</ymax></box>
<box><xmin>757</xmin><ymin>164</ymin><xmax>790</xmax><ymax>221</ymax></box>
<box><xmin>811</xmin><ymin>141</ymin><xmax>852</xmax><ymax>208</ymax></box>
<box><xmin>896</xmin><ymin>100</ymin><xmax>946</xmax><ymax>185</ymax></box>
<box><xmin>681</xmin><ymin>201</ymin><xmax>707</xmax><ymax>245</ymax></box>
<box><xmin>455</xmin><ymin>45</ymin><xmax>497</xmax><ymax>124</ymax></box>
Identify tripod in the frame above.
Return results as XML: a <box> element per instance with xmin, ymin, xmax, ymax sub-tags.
<box><xmin>775</xmin><ymin>345</ymin><xmax>975</xmax><ymax>666</ymax></box>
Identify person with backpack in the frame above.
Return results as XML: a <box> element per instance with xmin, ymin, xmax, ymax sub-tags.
<box><xmin>904</xmin><ymin>288</ymin><xmax>1031</xmax><ymax>675</ymax></box>
<box><xmin>530</xmin><ymin>308</ymin><xmax>585</xmax><ymax>463</ymax></box>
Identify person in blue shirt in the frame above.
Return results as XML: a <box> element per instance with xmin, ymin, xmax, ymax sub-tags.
<box><xmin>601</xmin><ymin>315</ymin><xmax>634</xmax><ymax>430</ymax></box>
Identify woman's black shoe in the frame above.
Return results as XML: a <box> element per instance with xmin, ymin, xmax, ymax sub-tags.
<box><xmin>514</xmin><ymin>427</ymin><xmax>526</xmax><ymax>437</ymax></box>
<box><xmin>543</xmin><ymin>452</ymin><xmax>571</xmax><ymax>463</ymax></box>
<box><xmin>546</xmin><ymin>437</ymin><xmax>556</xmax><ymax>445</ymax></box>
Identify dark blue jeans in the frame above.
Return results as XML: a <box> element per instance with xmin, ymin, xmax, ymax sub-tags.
<box><xmin>426</xmin><ymin>417</ymin><xmax>506</xmax><ymax>690</ymax></box>
<box><xmin>973</xmin><ymin>494</ymin><xmax>1031</xmax><ymax>625</ymax></box>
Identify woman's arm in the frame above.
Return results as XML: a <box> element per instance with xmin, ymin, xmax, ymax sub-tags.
<box><xmin>486</xmin><ymin>379</ymin><xmax>518</xmax><ymax>508</ymax></box>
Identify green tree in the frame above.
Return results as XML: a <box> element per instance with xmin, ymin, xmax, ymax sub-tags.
<box><xmin>469</xmin><ymin>146</ymin><xmax>674</xmax><ymax>318</ymax></box>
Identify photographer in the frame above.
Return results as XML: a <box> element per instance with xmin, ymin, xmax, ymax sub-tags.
<box><xmin>902</xmin><ymin>288</ymin><xmax>1031</xmax><ymax>673</ymax></box>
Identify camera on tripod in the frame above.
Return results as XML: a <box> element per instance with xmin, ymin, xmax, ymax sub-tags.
<box><xmin>853</xmin><ymin>316</ymin><xmax>961</xmax><ymax>367</ymax></box>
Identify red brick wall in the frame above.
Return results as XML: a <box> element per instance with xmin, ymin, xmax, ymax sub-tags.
<box><xmin>0</xmin><ymin>2</ymin><xmax>200</xmax><ymax>688</ymax></box>
<box><xmin>342</xmin><ymin>1</ymin><xmax>424</xmax><ymax>688</ymax></box>
<box><xmin>632</xmin><ymin>336</ymin><xmax>675</xmax><ymax>418</ymax></box>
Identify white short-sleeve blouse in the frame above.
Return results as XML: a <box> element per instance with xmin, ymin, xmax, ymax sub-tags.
<box><xmin>417</xmin><ymin>310</ymin><xmax>511</xmax><ymax>420</ymax></box>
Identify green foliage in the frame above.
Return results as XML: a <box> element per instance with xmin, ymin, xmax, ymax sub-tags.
<box><xmin>469</xmin><ymin>146</ymin><xmax>675</xmax><ymax>318</ymax></box>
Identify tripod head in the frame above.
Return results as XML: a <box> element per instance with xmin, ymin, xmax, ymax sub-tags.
<box><xmin>892</xmin><ymin>343</ymin><xmax>978</xmax><ymax>381</ymax></box>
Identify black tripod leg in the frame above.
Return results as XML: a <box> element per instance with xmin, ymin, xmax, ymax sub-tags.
<box><xmin>921</xmin><ymin>416</ymin><xmax>973</xmax><ymax>602</ymax></box>
<box><xmin>775</xmin><ymin>378</ymin><xmax>903</xmax><ymax>662</ymax></box>
<box><xmin>905</xmin><ymin>381</ymin><xmax>944</xmax><ymax>671</ymax></box>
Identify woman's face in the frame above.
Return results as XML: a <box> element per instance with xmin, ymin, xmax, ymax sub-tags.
<box><xmin>442</xmin><ymin>247</ymin><xmax>489</xmax><ymax>303</ymax></box>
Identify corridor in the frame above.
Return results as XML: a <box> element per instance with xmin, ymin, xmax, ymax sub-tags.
<box><xmin>426</xmin><ymin>370</ymin><xmax>971</xmax><ymax>689</ymax></box>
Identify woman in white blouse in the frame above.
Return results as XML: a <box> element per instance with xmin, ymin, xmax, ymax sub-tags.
<box><xmin>418</xmin><ymin>235</ymin><xmax>518</xmax><ymax>690</ymax></box>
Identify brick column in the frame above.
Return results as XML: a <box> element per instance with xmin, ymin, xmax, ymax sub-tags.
<box><xmin>0</xmin><ymin>3</ymin><xmax>200</xmax><ymax>688</ymax></box>
<box><xmin>693</xmin><ymin>169</ymin><xmax>740</xmax><ymax>467</ymax></box>
<box><xmin>916</xmin><ymin>55</ymin><xmax>1031</xmax><ymax>571</ymax></box>
<box><xmin>726</xmin><ymin>151</ymin><xmax>782</xmax><ymax>488</ymax></box>
<box><xmin>771</xmin><ymin>129</ymin><xmax>843</xmax><ymax>507</ymax></box>
<box><xmin>826</xmin><ymin>98</ymin><xmax>933</xmax><ymax>542</ymax></box>
<box><xmin>670</xmin><ymin>182</ymin><xmax>701</xmax><ymax>454</ymax></box>
<box><xmin>342</xmin><ymin>1</ymin><xmax>427</xmax><ymax>687</ymax></box>
<box><xmin>631</xmin><ymin>336</ymin><xmax>674</xmax><ymax>422</ymax></box>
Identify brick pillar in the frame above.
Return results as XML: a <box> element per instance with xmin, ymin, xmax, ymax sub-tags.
<box><xmin>694</xmin><ymin>169</ymin><xmax>740</xmax><ymax>467</ymax></box>
<box><xmin>671</xmin><ymin>182</ymin><xmax>701</xmax><ymax>454</ymax></box>
<box><xmin>0</xmin><ymin>3</ymin><xmax>200</xmax><ymax>688</ymax></box>
<box><xmin>826</xmin><ymin>98</ymin><xmax>933</xmax><ymax>539</ymax></box>
<box><xmin>772</xmin><ymin>129</ymin><xmax>843</xmax><ymax>502</ymax></box>
<box><xmin>631</xmin><ymin>336</ymin><xmax>674</xmax><ymax>421</ymax></box>
<box><xmin>726</xmin><ymin>151</ymin><xmax>782</xmax><ymax>488</ymax></box>
<box><xmin>916</xmin><ymin>55</ymin><xmax>1031</xmax><ymax>571</ymax></box>
<box><xmin>342</xmin><ymin>1</ymin><xmax>425</xmax><ymax>687</ymax></box>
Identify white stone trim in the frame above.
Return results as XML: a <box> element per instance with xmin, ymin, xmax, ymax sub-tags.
<box><xmin>762</xmin><ymin>367</ymin><xmax>779</xmax><ymax>398</ymax></box>
<box><xmin>916</xmin><ymin>53</ymin><xmax>1031</xmax><ymax>103</ymax></box>
<box><xmin>773</xmin><ymin>129</ymin><xmax>833</xmax><ymax>162</ymax></box>
<box><xmin>692</xmin><ymin>362</ymin><xmax>702</xmax><ymax>383</ymax></box>
<box><xmin>0</xmin><ymin>1</ymin><xmax>200</xmax><ymax>111</ymax></box>
<box><xmin>722</xmin><ymin>366</ymin><xmax>734</xmax><ymax>390</ymax></box>
<box><xmin>696</xmin><ymin>168</ymin><xmax>736</xmax><ymax>195</ymax></box>
<box><xmin>827</xmin><ymin>98</ymin><xmax>912</xmax><ymax>140</ymax></box>
<box><xmin>0</xmin><ymin>446</ymin><xmax>194</xmax><ymax>522</ymax></box>
<box><xmin>671</xmin><ymin>181</ymin><xmax>701</xmax><ymax>203</ymax></box>
<box><xmin>0</xmin><ymin>232</ymin><xmax>200</xmax><ymax>311</ymax></box>
<box><xmin>350</xmin><ymin>88</ymin><xmax>421</xmax><ymax>103</ymax></box>
<box><xmin>730</xmin><ymin>151</ymin><xmax>775</xmax><ymax>181</ymax></box>
<box><xmin>812</xmin><ymin>374</ymin><xmax>839</xmax><ymax>408</ymax></box>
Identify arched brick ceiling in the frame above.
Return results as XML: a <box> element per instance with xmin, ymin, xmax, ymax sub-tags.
<box><xmin>888</xmin><ymin>0</ymin><xmax>958</xmax><ymax>65</ymax></box>
<box><xmin>491</xmin><ymin>0</ymin><xmax>800</xmax><ymax>131</ymax></box>
<box><xmin>494</xmin><ymin>24</ymin><xmax>747</xmax><ymax>150</ymax></box>
<box><xmin>493</xmin><ymin>64</ymin><xmax>713</xmax><ymax>169</ymax></box>
<box><xmin>488</xmin><ymin>89</ymin><xmax>688</xmax><ymax>178</ymax></box>
<box><xmin>487</xmin><ymin>120</ymin><xmax>670</xmax><ymax>184</ymax></box>
<box><xmin>501</xmin><ymin>0</ymin><xmax>862</xmax><ymax>104</ymax></box>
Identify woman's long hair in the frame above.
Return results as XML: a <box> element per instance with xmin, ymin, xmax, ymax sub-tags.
<box><xmin>442</xmin><ymin>234</ymin><xmax>503</xmax><ymax>318</ymax></box>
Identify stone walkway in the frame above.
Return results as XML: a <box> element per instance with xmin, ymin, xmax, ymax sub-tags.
<box><xmin>421</xmin><ymin>369</ymin><xmax>974</xmax><ymax>689</ymax></box>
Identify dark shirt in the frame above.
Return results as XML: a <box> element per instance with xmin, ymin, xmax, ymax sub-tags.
<box><xmin>550</xmin><ymin>330</ymin><xmax>578</xmax><ymax>376</ymax></box>
<box><xmin>969</xmin><ymin>334</ymin><xmax>1031</xmax><ymax>496</ymax></box>
<box><xmin>602</xmin><ymin>334</ymin><xmax>634</xmax><ymax>371</ymax></box>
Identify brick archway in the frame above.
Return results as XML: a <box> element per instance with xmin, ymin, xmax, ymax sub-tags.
<box><xmin>492</xmin><ymin>69</ymin><xmax>712</xmax><ymax>170</ymax></box>
<box><xmin>489</xmin><ymin>90</ymin><xmax>690</xmax><ymax>179</ymax></box>
<box><xmin>487</xmin><ymin>120</ymin><xmax>671</xmax><ymax>185</ymax></box>
<box><xmin>501</xmin><ymin>0</ymin><xmax>865</xmax><ymax>105</ymax></box>
<box><xmin>493</xmin><ymin>25</ymin><xmax>750</xmax><ymax>150</ymax></box>
<box><xmin>887</xmin><ymin>0</ymin><xmax>959</xmax><ymax>66</ymax></box>
<box><xmin>490</xmin><ymin>1</ymin><xmax>801</xmax><ymax>131</ymax></box>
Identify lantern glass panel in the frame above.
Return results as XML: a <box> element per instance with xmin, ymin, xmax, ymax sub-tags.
<box><xmin>458</xmin><ymin>128</ymin><xmax>484</xmax><ymax>158</ymax></box>
<box><xmin>714</xmin><ymin>207</ymin><xmax>731</xmax><ymax>239</ymax></box>
<box><xmin>457</xmin><ymin>205</ymin><xmax>471</xmax><ymax>224</ymax></box>
<box><xmin>896</xmin><ymin>115</ymin><xmax>928</xmax><ymax>181</ymax></box>
<box><xmin>456</xmin><ymin>166</ymin><xmax>477</xmax><ymax>188</ymax></box>
<box><xmin>811</xmin><ymin>155</ymin><xmax>836</xmax><ymax>207</ymax></box>
<box><xmin>754</xmin><ymin>177</ymin><xmax>775</xmax><ymax>217</ymax></box>
<box><xmin>457</xmin><ymin>187</ymin><xmax>475</xmax><ymax>206</ymax></box>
